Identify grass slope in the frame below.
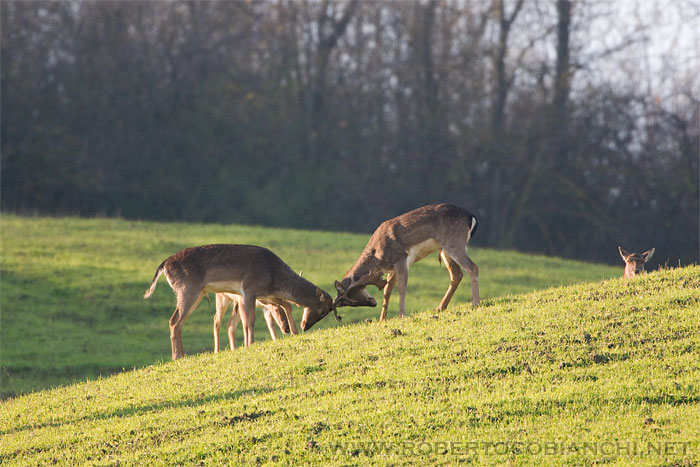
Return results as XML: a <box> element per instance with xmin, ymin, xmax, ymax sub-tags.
<box><xmin>1</xmin><ymin>215</ymin><xmax>618</xmax><ymax>398</ymax></box>
<box><xmin>1</xmin><ymin>265</ymin><xmax>699</xmax><ymax>466</ymax></box>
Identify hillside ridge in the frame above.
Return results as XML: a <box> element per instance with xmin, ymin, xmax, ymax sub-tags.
<box><xmin>1</xmin><ymin>214</ymin><xmax>619</xmax><ymax>397</ymax></box>
<box><xmin>2</xmin><ymin>265</ymin><xmax>698</xmax><ymax>466</ymax></box>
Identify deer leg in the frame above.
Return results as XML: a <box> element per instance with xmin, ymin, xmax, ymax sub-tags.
<box><xmin>170</xmin><ymin>289</ymin><xmax>205</xmax><ymax>360</ymax></box>
<box><xmin>380</xmin><ymin>272</ymin><xmax>396</xmax><ymax>321</ymax></box>
<box><xmin>271</xmin><ymin>304</ymin><xmax>291</xmax><ymax>335</ymax></box>
<box><xmin>227</xmin><ymin>297</ymin><xmax>241</xmax><ymax>350</ymax></box>
<box><xmin>444</xmin><ymin>246</ymin><xmax>479</xmax><ymax>306</ymax></box>
<box><xmin>262</xmin><ymin>306</ymin><xmax>278</xmax><ymax>341</ymax></box>
<box><xmin>393</xmin><ymin>261</ymin><xmax>409</xmax><ymax>318</ymax></box>
<box><xmin>169</xmin><ymin>308</ymin><xmax>181</xmax><ymax>359</ymax></box>
<box><xmin>214</xmin><ymin>294</ymin><xmax>232</xmax><ymax>353</ymax></box>
<box><xmin>281</xmin><ymin>302</ymin><xmax>298</xmax><ymax>335</ymax></box>
<box><xmin>436</xmin><ymin>251</ymin><xmax>463</xmax><ymax>311</ymax></box>
<box><xmin>237</xmin><ymin>296</ymin><xmax>251</xmax><ymax>347</ymax></box>
<box><xmin>239</xmin><ymin>292</ymin><xmax>257</xmax><ymax>347</ymax></box>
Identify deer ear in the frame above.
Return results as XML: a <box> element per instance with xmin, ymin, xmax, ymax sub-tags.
<box><xmin>334</xmin><ymin>280</ymin><xmax>345</xmax><ymax>295</ymax></box>
<box><xmin>618</xmin><ymin>246</ymin><xmax>629</xmax><ymax>260</ymax></box>
<box><xmin>642</xmin><ymin>248</ymin><xmax>655</xmax><ymax>262</ymax></box>
<box><xmin>316</xmin><ymin>288</ymin><xmax>327</xmax><ymax>302</ymax></box>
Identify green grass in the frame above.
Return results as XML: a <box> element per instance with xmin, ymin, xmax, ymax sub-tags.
<box><xmin>1</xmin><ymin>260</ymin><xmax>698</xmax><ymax>466</ymax></box>
<box><xmin>1</xmin><ymin>215</ymin><xmax>618</xmax><ymax>398</ymax></box>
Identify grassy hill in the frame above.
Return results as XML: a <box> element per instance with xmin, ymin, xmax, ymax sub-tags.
<box><xmin>1</xmin><ymin>215</ymin><xmax>619</xmax><ymax>398</ymax></box>
<box><xmin>1</xmin><ymin>263</ymin><xmax>698</xmax><ymax>466</ymax></box>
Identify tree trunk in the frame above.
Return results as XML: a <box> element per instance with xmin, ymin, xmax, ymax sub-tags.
<box><xmin>552</xmin><ymin>0</ymin><xmax>571</xmax><ymax>169</ymax></box>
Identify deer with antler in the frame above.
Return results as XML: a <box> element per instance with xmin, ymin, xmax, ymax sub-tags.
<box><xmin>144</xmin><ymin>244</ymin><xmax>334</xmax><ymax>360</ymax></box>
<box><xmin>618</xmin><ymin>246</ymin><xmax>655</xmax><ymax>278</ymax></box>
<box><xmin>301</xmin><ymin>204</ymin><xmax>479</xmax><ymax>331</ymax></box>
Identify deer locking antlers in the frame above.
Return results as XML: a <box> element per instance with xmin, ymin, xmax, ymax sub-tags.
<box><xmin>145</xmin><ymin>204</ymin><xmax>482</xmax><ymax>357</ymax></box>
<box><xmin>333</xmin><ymin>270</ymin><xmax>387</xmax><ymax>308</ymax></box>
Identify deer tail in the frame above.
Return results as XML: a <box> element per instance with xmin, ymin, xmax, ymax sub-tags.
<box><xmin>144</xmin><ymin>261</ymin><xmax>165</xmax><ymax>299</ymax></box>
<box><xmin>469</xmin><ymin>215</ymin><xmax>478</xmax><ymax>238</ymax></box>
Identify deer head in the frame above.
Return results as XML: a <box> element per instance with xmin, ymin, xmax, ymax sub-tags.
<box><xmin>618</xmin><ymin>246</ymin><xmax>655</xmax><ymax>278</ymax></box>
<box><xmin>300</xmin><ymin>287</ymin><xmax>339</xmax><ymax>331</ymax></box>
<box><xmin>333</xmin><ymin>270</ymin><xmax>387</xmax><ymax>308</ymax></box>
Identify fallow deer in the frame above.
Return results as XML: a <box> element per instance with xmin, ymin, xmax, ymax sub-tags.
<box><xmin>301</xmin><ymin>203</ymin><xmax>479</xmax><ymax>331</ymax></box>
<box><xmin>144</xmin><ymin>244</ymin><xmax>334</xmax><ymax>359</ymax></box>
<box><xmin>618</xmin><ymin>246</ymin><xmax>655</xmax><ymax>278</ymax></box>
<box><xmin>214</xmin><ymin>294</ymin><xmax>292</xmax><ymax>352</ymax></box>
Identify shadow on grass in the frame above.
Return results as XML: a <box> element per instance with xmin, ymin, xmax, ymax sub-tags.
<box><xmin>1</xmin><ymin>386</ymin><xmax>274</xmax><ymax>436</ymax></box>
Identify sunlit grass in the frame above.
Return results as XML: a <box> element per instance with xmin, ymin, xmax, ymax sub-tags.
<box><xmin>1</xmin><ymin>262</ymin><xmax>698</xmax><ymax>465</ymax></box>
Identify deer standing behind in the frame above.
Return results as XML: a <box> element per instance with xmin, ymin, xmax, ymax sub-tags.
<box><xmin>302</xmin><ymin>203</ymin><xmax>479</xmax><ymax>331</ymax></box>
<box><xmin>213</xmin><ymin>293</ymin><xmax>292</xmax><ymax>352</ymax></box>
<box><xmin>618</xmin><ymin>246</ymin><xmax>655</xmax><ymax>278</ymax></box>
<box><xmin>144</xmin><ymin>244</ymin><xmax>334</xmax><ymax>360</ymax></box>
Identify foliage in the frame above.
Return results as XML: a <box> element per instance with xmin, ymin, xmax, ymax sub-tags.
<box><xmin>1</xmin><ymin>253</ymin><xmax>698</xmax><ymax>465</ymax></box>
<box><xmin>1</xmin><ymin>215</ymin><xmax>618</xmax><ymax>398</ymax></box>
<box><xmin>1</xmin><ymin>1</ymin><xmax>698</xmax><ymax>264</ymax></box>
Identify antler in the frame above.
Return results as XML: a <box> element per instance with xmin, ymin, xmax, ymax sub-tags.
<box><xmin>332</xmin><ymin>304</ymin><xmax>342</xmax><ymax>322</ymax></box>
<box><xmin>333</xmin><ymin>270</ymin><xmax>387</xmax><ymax>309</ymax></box>
<box><xmin>347</xmin><ymin>270</ymin><xmax>387</xmax><ymax>291</ymax></box>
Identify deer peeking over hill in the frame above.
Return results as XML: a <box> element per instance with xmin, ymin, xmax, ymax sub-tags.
<box><xmin>618</xmin><ymin>246</ymin><xmax>655</xmax><ymax>278</ymax></box>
